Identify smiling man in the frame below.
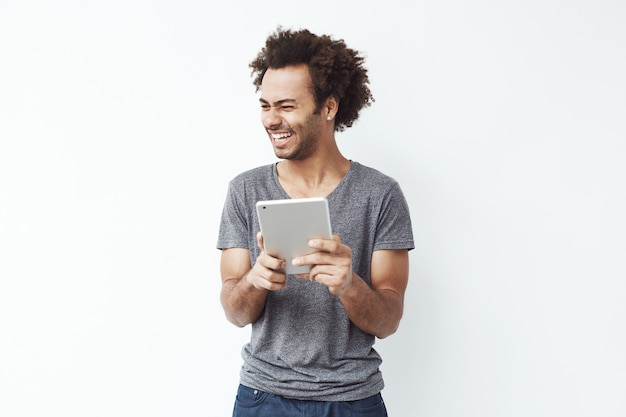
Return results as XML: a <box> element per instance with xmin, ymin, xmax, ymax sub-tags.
<box><xmin>217</xmin><ymin>27</ymin><xmax>414</xmax><ymax>417</ymax></box>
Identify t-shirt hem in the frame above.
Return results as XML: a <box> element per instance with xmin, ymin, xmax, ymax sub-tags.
<box><xmin>239</xmin><ymin>375</ymin><xmax>385</xmax><ymax>402</ymax></box>
<box><xmin>373</xmin><ymin>240</ymin><xmax>415</xmax><ymax>251</ymax></box>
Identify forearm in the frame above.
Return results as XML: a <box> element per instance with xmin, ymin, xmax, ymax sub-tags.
<box><xmin>339</xmin><ymin>273</ymin><xmax>404</xmax><ymax>339</ymax></box>
<box><xmin>220</xmin><ymin>274</ymin><xmax>268</xmax><ymax>327</ymax></box>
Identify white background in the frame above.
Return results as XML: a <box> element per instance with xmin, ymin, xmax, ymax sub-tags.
<box><xmin>1</xmin><ymin>1</ymin><xmax>625</xmax><ymax>416</ymax></box>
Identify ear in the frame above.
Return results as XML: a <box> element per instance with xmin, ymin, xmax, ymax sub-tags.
<box><xmin>324</xmin><ymin>96</ymin><xmax>339</xmax><ymax>121</ymax></box>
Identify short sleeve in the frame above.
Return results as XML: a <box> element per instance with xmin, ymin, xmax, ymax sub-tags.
<box><xmin>373</xmin><ymin>183</ymin><xmax>415</xmax><ymax>251</ymax></box>
<box><xmin>216</xmin><ymin>179</ymin><xmax>250</xmax><ymax>250</ymax></box>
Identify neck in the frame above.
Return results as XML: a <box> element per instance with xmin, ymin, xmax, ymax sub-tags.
<box><xmin>276</xmin><ymin>150</ymin><xmax>350</xmax><ymax>199</ymax></box>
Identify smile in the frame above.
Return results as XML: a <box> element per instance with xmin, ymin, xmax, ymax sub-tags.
<box><xmin>271</xmin><ymin>132</ymin><xmax>293</xmax><ymax>142</ymax></box>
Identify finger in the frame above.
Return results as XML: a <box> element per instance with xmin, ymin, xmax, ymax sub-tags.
<box><xmin>258</xmin><ymin>251</ymin><xmax>286</xmax><ymax>272</ymax></box>
<box><xmin>291</xmin><ymin>253</ymin><xmax>318</xmax><ymax>269</ymax></box>
<box><xmin>309</xmin><ymin>271</ymin><xmax>334</xmax><ymax>286</ymax></box>
<box><xmin>254</xmin><ymin>275</ymin><xmax>286</xmax><ymax>291</ymax></box>
<box><xmin>263</xmin><ymin>270</ymin><xmax>287</xmax><ymax>285</ymax></box>
<box><xmin>308</xmin><ymin>235</ymin><xmax>343</xmax><ymax>254</ymax></box>
<box><xmin>293</xmin><ymin>249</ymin><xmax>338</xmax><ymax>269</ymax></box>
<box><xmin>256</xmin><ymin>231</ymin><xmax>265</xmax><ymax>251</ymax></box>
<box><xmin>250</xmin><ymin>264</ymin><xmax>287</xmax><ymax>290</ymax></box>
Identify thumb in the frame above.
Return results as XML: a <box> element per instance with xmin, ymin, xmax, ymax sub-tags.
<box><xmin>257</xmin><ymin>231</ymin><xmax>265</xmax><ymax>251</ymax></box>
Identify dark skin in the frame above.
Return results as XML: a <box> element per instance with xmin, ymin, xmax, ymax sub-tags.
<box><xmin>220</xmin><ymin>64</ymin><xmax>409</xmax><ymax>338</ymax></box>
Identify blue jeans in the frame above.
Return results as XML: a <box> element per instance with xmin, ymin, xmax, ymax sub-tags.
<box><xmin>232</xmin><ymin>384</ymin><xmax>389</xmax><ymax>417</ymax></box>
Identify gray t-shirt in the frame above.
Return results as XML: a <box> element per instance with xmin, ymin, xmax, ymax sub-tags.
<box><xmin>217</xmin><ymin>161</ymin><xmax>414</xmax><ymax>401</ymax></box>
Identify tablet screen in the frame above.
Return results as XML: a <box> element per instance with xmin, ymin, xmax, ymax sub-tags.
<box><xmin>256</xmin><ymin>197</ymin><xmax>332</xmax><ymax>274</ymax></box>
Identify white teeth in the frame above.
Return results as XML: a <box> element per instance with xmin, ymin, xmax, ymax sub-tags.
<box><xmin>272</xmin><ymin>132</ymin><xmax>292</xmax><ymax>140</ymax></box>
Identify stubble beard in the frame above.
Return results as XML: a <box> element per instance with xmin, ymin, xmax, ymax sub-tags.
<box><xmin>274</xmin><ymin>114</ymin><xmax>323</xmax><ymax>161</ymax></box>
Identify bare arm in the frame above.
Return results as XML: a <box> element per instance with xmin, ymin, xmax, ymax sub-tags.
<box><xmin>220</xmin><ymin>233</ymin><xmax>288</xmax><ymax>327</ymax></box>
<box><xmin>339</xmin><ymin>249</ymin><xmax>408</xmax><ymax>338</ymax></box>
<box><xmin>293</xmin><ymin>236</ymin><xmax>409</xmax><ymax>338</ymax></box>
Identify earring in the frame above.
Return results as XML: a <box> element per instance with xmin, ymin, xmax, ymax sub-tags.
<box><xmin>327</xmin><ymin>115</ymin><xmax>332</xmax><ymax>121</ymax></box>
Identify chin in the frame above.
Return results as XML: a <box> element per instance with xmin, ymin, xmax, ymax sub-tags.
<box><xmin>274</xmin><ymin>149</ymin><xmax>301</xmax><ymax>161</ymax></box>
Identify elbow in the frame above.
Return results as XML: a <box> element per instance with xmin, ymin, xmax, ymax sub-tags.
<box><xmin>224</xmin><ymin>309</ymin><xmax>261</xmax><ymax>328</ymax></box>
<box><xmin>375</xmin><ymin>308</ymin><xmax>403</xmax><ymax>339</ymax></box>
<box><xmin>221</xmin><ymin>302</ymin><xmax>253</xmax><ymax>328</ymax></box>
<box><xmin>371</xmin><ymin>290</ymin><xmax>404</xmax><ymax>339</ymax></box>
<box><xmin>222</xmin><ymin>297</ymin><xmax>257</xmax><ymax>328</ymax></box>
<box><xmin>225</xmin><ymin>312</ymin><xmax>250</xmax><ymax>328</ymax></box>
<box><xmin>375</xmin><ymin>322</ymin><xmax>400</xmax><ymax>339</ymax></box>
<box><xmin>221</xmin><ymin>297</ymin><xmax>247</xmax><ymax>328</ymax></box>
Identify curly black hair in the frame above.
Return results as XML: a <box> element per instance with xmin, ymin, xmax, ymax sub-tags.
<box><xmin>250</xmin><ymin>27</ymin><xmax>374</xmax><ymax>132</ymax></box>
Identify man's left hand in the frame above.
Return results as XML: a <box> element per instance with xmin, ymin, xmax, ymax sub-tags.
<box><xmin>292</xmin><ymin>235</ymin><xmax>354</xmax><ymax>296</ymax></box>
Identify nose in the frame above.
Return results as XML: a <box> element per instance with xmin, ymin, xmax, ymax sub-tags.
<box><xmin>262</xmin><ymin>107</ymin><xmax>282</xmax><ymax>130</ymax></box>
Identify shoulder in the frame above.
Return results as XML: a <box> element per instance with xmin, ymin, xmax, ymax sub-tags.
<box><xmin>227</xmin><ymin>164</ymin><xmax>276</xmax><ymax>192</ymax></box>
<box><xmin>349</xmin><ymin>161</ymin><xmax>400</xmax><ymax>190</ymax></box>
<box><xmin>229</xmin><ymin>164</ymin><xmax>274</xmax><ymax>183</ymax></box>
<box><xmin>225</xmin><ymin>163</ymin><xmax>286</xmax><ymax>204</ymax></box>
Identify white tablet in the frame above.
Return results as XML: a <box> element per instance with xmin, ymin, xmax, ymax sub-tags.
<box><xmin>256</xmin><ymin>197</ymin><xmax>332</xmax><ymax>275</ymax></box>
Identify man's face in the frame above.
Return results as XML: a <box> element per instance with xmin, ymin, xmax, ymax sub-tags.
<box><xmin>259</xmin><ymin>64</ymin><xmax>324</xmax><ymax>161</ymax></box>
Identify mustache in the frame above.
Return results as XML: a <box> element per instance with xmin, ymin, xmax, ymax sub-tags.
<box><xmin>266</xmin><ymin>126</ymin><xmax>294</xmax><ymax>133</ymax></box>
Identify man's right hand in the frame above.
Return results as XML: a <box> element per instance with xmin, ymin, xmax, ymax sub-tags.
<box><xmin>246</xmin><ymin>232</ymin><xmax>287</xmax><ymax>291</ymax></box>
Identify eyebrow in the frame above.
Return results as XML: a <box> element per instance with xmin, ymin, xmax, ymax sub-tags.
<box><xmin>259</xmin><ymin>98</ymin><xmax>298</xmax><ymax>106</ymax></box>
